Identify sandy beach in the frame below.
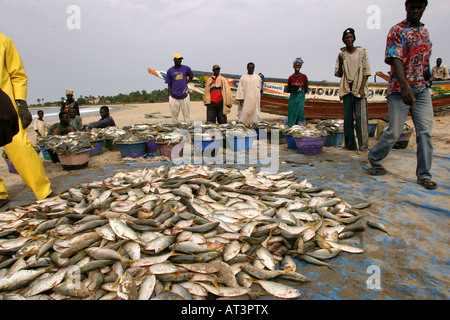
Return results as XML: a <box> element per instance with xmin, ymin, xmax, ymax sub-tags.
<box><xmin>0</xmin><ymin>101</ymin><xmax>449</xmax><ymax>300</ymax></box>
<box><xmin>1</xmin><ymin>101</ymin><xmax>449</xmax><ymax>193</ymax></box>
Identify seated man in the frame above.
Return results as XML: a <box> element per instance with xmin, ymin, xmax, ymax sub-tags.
<box><xmin>68</xmin><ymin>107</ymin><xmax>82</xmax><ymax>131</ymax></box>
<box><xmin>86</xmin><ymin>106</ymin><xmax>116</xmax><ymax>131</ymax></box>
<box><xmin>48</xmin><ymin>111</ymin><xmax>75</xmax><ymax>135</ymax></box>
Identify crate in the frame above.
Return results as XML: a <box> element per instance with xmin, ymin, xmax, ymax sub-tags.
<box><xmin>90</xmin><ymin>140</ymin><xmax>104</xmax><ymax>157</ymax></box>
<box><xmin>324</xmin><ymin>132</ymin><xmax>344</xmax><ymax>147</ymax></box>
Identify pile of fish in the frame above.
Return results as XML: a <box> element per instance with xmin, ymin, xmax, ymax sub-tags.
<box><xmin>316</xmin><ymin>120</ymin><xmax>344</xmax><ymax>135</ymax></box>
<box><xmin>285</xmin><ymin>125</ymin><xmax>327</xmax><ymax>138</ymax></box>
<box><xmin>38</xmin><ymin>132</ymin><xmax>96</xmax><ymax>155</ymax></box>
<box><xmin>0</xmin><ymin>164</ymin><xmax>371</xmax><ymax>300</ymax></box>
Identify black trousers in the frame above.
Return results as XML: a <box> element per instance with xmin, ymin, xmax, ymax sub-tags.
<box><xmin>206</xmin><ymin>100</ymin><xmax>227</xmax><ymax>124</ymax></box>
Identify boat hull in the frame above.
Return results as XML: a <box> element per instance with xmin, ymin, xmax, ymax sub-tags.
<box><xmin>148</xmin><ymin>68</ymin><xmax>450</xmax><ymax>120</ymax></box>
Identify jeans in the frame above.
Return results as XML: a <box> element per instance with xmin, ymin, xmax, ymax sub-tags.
<box><xmin>369</xmin><ymin>90</ymin><xmax>434</xmax><ymax>180</ymax></box>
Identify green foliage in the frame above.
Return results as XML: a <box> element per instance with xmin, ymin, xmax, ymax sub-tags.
<box><xmin>36</xmin><ymin>89</ymin><xmax>204</xmax><ymax>107</ymax></box>
<box><xmin>80</xmin><ymin>89</ymin><xmax>203</xmax><ymax>105</ymax></box>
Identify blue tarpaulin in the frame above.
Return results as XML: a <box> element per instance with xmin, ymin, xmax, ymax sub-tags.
<box><xmin>4</xmin><ymin>143</ymin><xmax>449</xmax><ymax>300</ymax></box>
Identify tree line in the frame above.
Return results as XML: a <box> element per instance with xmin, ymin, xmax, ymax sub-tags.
<box><xmin>32</xmin><ymin>89</ymin><xmax>204</xmax><ymax>106</ymax></box>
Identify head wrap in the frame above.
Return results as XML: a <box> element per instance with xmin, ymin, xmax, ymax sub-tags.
<box><xmin>293</xmin><ymin>57</ymin><xmax>304</xmax><ymax>65</ymax></box>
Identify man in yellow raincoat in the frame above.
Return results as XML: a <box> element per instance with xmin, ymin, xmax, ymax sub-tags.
<box><xmin>0</xmin><ymin>33</ymin><xmax>54</xmax><ymax>207</ymax></box>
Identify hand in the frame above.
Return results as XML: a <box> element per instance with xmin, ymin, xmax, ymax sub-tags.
<box><xmin>358</xmin><ymin>87</ymin><xmax>366</xmax><ymax>98</ymax></box>
<box><xmin>401</xmin><ymin>87</ymin><xmax>416</xmax><ymax>107</ymax></box>
<box><xmin>17</xmin><ymin>100</ymin><xmax>32</xmax><ymax>128</ymax></box>
<box><xmin>0</xmin><ymin>89</ymin><xmax>20</xmax><ymax>147</ymax></box>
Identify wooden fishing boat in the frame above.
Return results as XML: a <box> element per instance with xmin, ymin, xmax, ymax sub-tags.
<box><xmin>148</xmin><ymin>68</ymin><xmax>450</xmax><ymax>120</ymax></box>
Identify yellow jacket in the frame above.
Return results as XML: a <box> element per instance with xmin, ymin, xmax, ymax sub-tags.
<box><xmin>203</xmin><ymin>75</ymin><xmax>233</xmax><ymax>115</ymax></box>
<box><xmin>0</xmin><ymin>33</ymin><xmax>27</xmax><ymax>104</ymax></box>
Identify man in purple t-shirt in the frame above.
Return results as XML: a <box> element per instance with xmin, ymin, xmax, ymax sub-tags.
<box><xmin>165</xmin><ymin>54</ymin><xmax>195</xmax><ymax>124</ymax></box>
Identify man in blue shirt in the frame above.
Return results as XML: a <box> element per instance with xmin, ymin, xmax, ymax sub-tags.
<box><xmin>165</xmin><ymin>54</ymin><xmax>194</xmax><ymax>124</ymax></box>
<box><xmin>86</xmin><ymin>106</ymin><xmax>116</xmax><ymax>130</ymax></box>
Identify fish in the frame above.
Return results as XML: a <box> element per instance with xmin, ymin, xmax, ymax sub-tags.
<box><xmin>253</xmin><ymin>280</ymin><xmax>301</xmax><ymax>299</ymax></box>
<box><xmin>0</xmin><ymin>163</ymin><xmax>369</xmax><ymax>300</ymax></box>
<box><xmin>366</xmin><ymin>220</ymin><xmax>391</xmax><ymax>235</ymax></box>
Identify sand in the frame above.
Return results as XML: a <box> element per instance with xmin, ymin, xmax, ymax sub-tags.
<box><xmin>1</xmin><ymin>101</ymin><xmax>449</xmax><ymax>195</ymax></box>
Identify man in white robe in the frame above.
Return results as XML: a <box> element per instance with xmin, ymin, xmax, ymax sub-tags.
<box><xmin>235</xmin><ymin>62</ymin><xmax>262</xmax><ymax>122</ymax></box>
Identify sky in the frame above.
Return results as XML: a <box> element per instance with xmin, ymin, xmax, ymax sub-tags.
<box><xmin>1</xmin><ymin>0</ymin><xmax>449</xmax><ymax>104</ymax></box>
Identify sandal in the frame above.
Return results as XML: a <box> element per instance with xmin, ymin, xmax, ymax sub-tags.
<box><xmin>363</xmin><ymin>157</ymin><xmax>387</xmax><ymax>176</ymax></box>
<box><xmin>417</xmin><ymin>179</ymin><xmax>437</xmax><ymax>190</ymax></box>
<box><xmin>363</xmin><ymin>165</ymin><xmax>387</xmax><ymax>176</ymax></box>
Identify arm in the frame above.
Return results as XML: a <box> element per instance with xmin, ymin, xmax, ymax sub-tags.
<box><xmin>391</xmin><ymin>57</ymin><xmax>416</xmax><ymax>106</ymax></box>
<box><xmin>0</xmin><ymin>88</ymin><xmax>20</xmax><ymax>146</ymax></box>
<box><xmin>4</xmin><ymin>37</ymin><xmax>32</xmax><ymax>128</ymax></box>
<box><xmin>359</xmin><ymin>75</ymin><xmax>369</xmax><ymax>98</ymax></box>
<box><xmin>335</xmin><ymin>53</ymin><xmax>344</xmax><ymax>78</ymax></box>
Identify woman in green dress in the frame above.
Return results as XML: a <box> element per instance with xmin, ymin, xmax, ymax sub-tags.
<box><xmin>287</xmin><ymin>58</ymin><xmax>309</xmax><ymax>126</ymax></box>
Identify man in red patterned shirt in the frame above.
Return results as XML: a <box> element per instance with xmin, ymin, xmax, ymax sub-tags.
<box><xmin>366</xmin><ymin>0</ymin><xmax>436</xmax><ymax>190</ymax></box>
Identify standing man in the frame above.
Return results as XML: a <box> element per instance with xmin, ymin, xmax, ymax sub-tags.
<box><xmin>335</xmin><ymin>28</ymin><xmax>372</xmax><ymax>151</ymax></box>
<box><xmin>431</xmin><ymin>58</ymin><xmax>449</xmax><ymax>81</ymax></box>
<box><xmin>0</xmin><ymin>33</ymin><xmax>54</xmax><ymax>207</ymax></box>
<box><xmin>61</xmin><ymin>89</ymin><xmax>80</xmax><ymax>116</ymax></box>
<box><xmin>165</xmin><ymin>54</ymin><xmax>194</xmax><ymax>124</ymax></box>
<box><xmin>366</xmin><ymin>0</ymin><xmax>437</xmax><ymax>190</ymax></box>
<box><xmin>235</xmin><ymin>62</ymin><xmax>262</xmax><ymax>123</ymax></box>
<box><xmin>203</xmin><ymin>64</ymin><xmax>233</xmax><ymax>124</ymax></box>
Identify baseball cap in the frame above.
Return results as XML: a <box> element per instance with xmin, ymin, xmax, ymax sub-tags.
<box><xmin>173</xmin><ymin>54</ymin><xmax>183</xmax><ymax>59</ymax></box>
<box><xmin>212</xmin><ymin>64</ymin><xmax>221</xmax><ymax>70</ymax></box>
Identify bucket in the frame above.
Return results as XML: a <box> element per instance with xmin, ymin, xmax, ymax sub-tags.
<box><xmin>39</xmin><ymin>145</ymin><xmax>51</xmax><ymax>160</ymax></box>
<box><xmin>146</xmin><ymin>140</ymin><xmax>158</xmax><ymax>154</ymax></box>
<box><xmin>104</xmin><ymin>139</ymin><xmax>120</xmax><ymax>151</ymax></box>
<box><xmin>156</xmin><ymin>141</ymin><xmax>184</xmax><ymax>160</ymax></box>
<box><xmin>324</xmin><ymin>132</ymin><xmax>344</xmax><ymax>147</ymax></box>
<box><xmin>284</xmin><ymin>134</ymin><xmax>297</xmax><ymax>150</ymax></box>
<box><xmin>293</xmin><ymin>136</ymin><xmax>325</xmax><ymax>155</ymax></box>
<box><xmin>5</xmin><ymin>158</ymin><xmax>18</xmax><ymax>175</ymax></box>
<box><xmin>393</xmin><ymin>132</ymin><xmax>412</xmax><ymax>149</ymax></box>
<box><xmin>46</xmin><ymin>149</ymin><xmax>60</xmax><ymax>163</ymax></box>
<box><xmin>90</xmin><ymin>140</ymin><xmax>104</xmax><ymax>157</ymax></box>
<box><xmin>57</xmin><ymin>149</ymin><xmax>90</xmax><ymax>171</ymax></box>
<box><xmin>116</xmin><ymin>142</ymin><xmax>147</xmax><ymax>158</ymax></box>
<box><xmin>368</xmin><ymin>122</ymin><xmax>378</xmax><ymax>137</ymax></box>
<box><xmin>255</xmin><ymin>128</ymin><xmax>269</xmax><ymax>140</ymax></box>
<box><xmin>193</xmin><ymin>138</ymin><xmax>223</xmax><ymax>157</ymax></box>
<box><xmin>226</xmin><ymin>135</ymin><xmax>257</xmax><ymax>152</ymax></box>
